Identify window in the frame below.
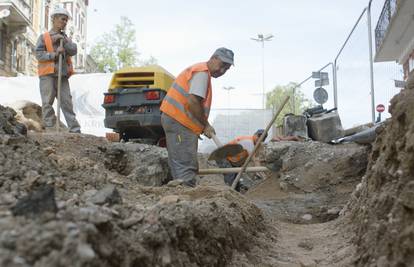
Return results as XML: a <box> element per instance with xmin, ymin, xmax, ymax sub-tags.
<box><xmin>0</xmin><ymin>30</ymin><xmax>3</xmax><ymax>61</ymax></box>
<box><xmin>11</xmin><ymin>39</ymin><xmax>18</xmax><ymax>70</ymax></box>
<box><xmin>44</xmin><ymin>3</ymin><xmax>50</xmax><ymax>29</ymax></box>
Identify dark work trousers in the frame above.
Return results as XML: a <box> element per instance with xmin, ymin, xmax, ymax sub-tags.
<box><xmin>161</xmin><ymin>113</ymin><xmax>198</xmax><ymax>186</ymax></box>
<box><xmin>39</xmin><ymin>75</ymin><xmax>80</xmax><ymax>132</ymax></box>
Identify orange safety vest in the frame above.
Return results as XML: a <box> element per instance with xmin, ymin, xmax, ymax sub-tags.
<box><xmin>160</xmin><ymin>62</ymin><xmax>212</xmax><ymax>134</ymax></box>
<box><xmin>227</xmin><ymin>135</ymin><xmax>257</xmax><ymax>165</ymax></box>
<box><xmin>38</xmin><ymin>31</ymin><xmax>74</xmax><ymax>77</ymax></box>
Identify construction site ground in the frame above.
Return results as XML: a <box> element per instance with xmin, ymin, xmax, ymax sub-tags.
<box><xmin>1</xmin><ymin>85</ymin><xmax>414</xmax><ymax>266</ymax></box>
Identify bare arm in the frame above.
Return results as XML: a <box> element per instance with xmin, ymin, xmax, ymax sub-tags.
<box><xmin>187</xmin><ymin>94</ymin><xmax>207</xmax><ymax>127</ymax></box>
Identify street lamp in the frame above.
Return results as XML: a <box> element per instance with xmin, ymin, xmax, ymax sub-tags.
<box><xmin>223</xmin><ymin>86</ymin><xmax>235</xmax><ymax>140</ymax></box>
<box><xmin>251</xmin><ymin>33</ymin><xmax>274</xmax><ymax>110</ymax></box>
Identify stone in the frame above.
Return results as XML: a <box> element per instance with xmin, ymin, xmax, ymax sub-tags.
<box><xmin>167</xmin><ymin>179</ymin><xmax>184</xmax><ymax>187</ymax></box>
<box><xmin>299</xmin><ymin>258</ymin><xmax>317</xmax><ymax>267</ymax></box>
<box><xmin>10</xmin><ymin>184</ymin><xmax>58</xmax><ymax>217</ymax></box>
<box><xmin>88</xmin><ymin>185</ymin><xmax>122</xmax><ymax>206</ymax></box>
<box><xmin>122</xmin><ymin>213</ymin><xmax>144</xmax><ymax>228</ymax></box>
<box><xmin>301</xmin><ymin>214</ymin><xmax>312</xmax><ymax>221</ymax></box>
<box><xmin>298</xmin><ymin>240</ymin><xmax>314</xmax><ymax>251</ymax></box>
<box><xmin>77</xmin><ymin>243</ymin><xmax>96</xmax><ymax>261</ymax></box>
<box><xmin>279</xmin><ymin>181</ymin><xmax>288</xmax><ymax>192</ymax></box>
<box><xmin>399</xmin><ymin>181</ymin><xmax>414</xmax><ymax>209</ymax></box>
<box><xmin>283</xmin><ymin>114</ymin><xmax>308</xmax><ymax>137</ymax></box>
<box><xmin>307</xmin><ymin>112</ymin><xmax>344</xmax><ymax>142</ymax></box>
<box><xmin>327</xmin><ymin>207</ymin><xmax>341</xmax><ymax>215</ymax></box>
<box><xmin>0</xmin><ymin>194</ymin><xmax>16</xmax><ymax>205</ymax></box>
<box><xmin>158</xmin><ymin>195</ymin><xmax>180</xmax><ymax>205</ymax></box>
<box><xmin>78</xmin><ymin>206</ymin><xmax>112</xmax><ymax>225</ymax></box>
<box><xmin>43</xmin><ymin>146</ymin><xmax>56</xmax><ymax>155</ymax></box>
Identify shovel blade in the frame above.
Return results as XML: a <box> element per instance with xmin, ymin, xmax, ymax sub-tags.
<box><xmin>208</xmin><ymin>144</ymin><xmax>244</xmax><ymax>161</ymax></box>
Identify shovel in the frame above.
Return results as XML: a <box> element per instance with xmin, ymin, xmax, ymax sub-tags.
<box><xmin>56</xmin><ymin>38</ymin><xmax>64</xmax><ymax>132</ymax></box>
<box><xmin>208</xmin><ymin>133</ymin><xmax>243</xmax><ymax>161</ymax></box>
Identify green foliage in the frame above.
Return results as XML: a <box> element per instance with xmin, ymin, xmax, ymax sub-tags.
<box><xmin>266</xmin><ymin>82</ymin><xmax>313</xmax><ymax>126</ymax></box>
<box><xmin>90</xmin><ymin>17</ymin><xmax>157</xmax><ymax>72</ymax></box>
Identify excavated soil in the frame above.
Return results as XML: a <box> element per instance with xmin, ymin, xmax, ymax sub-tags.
<box><xmin>1</xmin><ymin>88</ymin><xmax>414</xmax><ymax>267</ymax></box>
<box><xmin>343</xmin><ymin>87</ymin><xmax>414</xmax><ymax>267</ymax></box>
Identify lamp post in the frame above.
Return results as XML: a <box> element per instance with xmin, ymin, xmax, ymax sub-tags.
<box><xmin>223</xmin><ymin>86</ymin><xmax>235</xmax><ymax>140</ymax></box>
<box><xmin>251</xmin><ymin>33</ymin><xmax>274</xmax><ymax>110</ymax></box>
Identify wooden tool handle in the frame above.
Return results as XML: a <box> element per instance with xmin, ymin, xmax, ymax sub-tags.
<box><xmin>211</xmin><ymin>133</ymin><xmax>223</xmax><ymax>147</ymax></box>
<box><xmin>231</xmin><ymin>96</ymin><xmax>290</xmax><ymax>189</ymax></box>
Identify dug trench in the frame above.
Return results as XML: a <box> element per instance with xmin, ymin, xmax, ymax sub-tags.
<box><xmin>0</xmin><ymin>82</ymin><xmax>413</xmax><ymax>266</ymax></box>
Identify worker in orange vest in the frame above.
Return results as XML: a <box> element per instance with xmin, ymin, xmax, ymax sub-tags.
<box><xmin>35</xmin><ymin>7</ymin><xmax>80</xmax><ymax>133</ymax></box>
<box><xmin>219</xmin><ymin>129</ymin><xmax>268</xmax><ymax>191</ymax></box>
<box><xmin>160</xmin><ymin>47</ymin><xmax>234</xmax><ymax>187</ymax></box>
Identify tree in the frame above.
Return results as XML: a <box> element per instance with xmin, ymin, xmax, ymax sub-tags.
<box><xmin>90</xmin><ymin>17</ymin><xmax>157</xmax><ymax>72</ymax></box>
<box><xmin>266</xmin><ymin>82</ymin><xmax>313</xmax><ymax>126</ymax></box>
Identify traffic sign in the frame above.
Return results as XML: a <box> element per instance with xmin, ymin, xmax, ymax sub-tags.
<box><xmin>312</xmin><ymin>71</ymin><xmax>328</xmax><ymax>79</ymax></box>
<box><xmin>376</xmin><ymin>104</ymin><xmax>385</xmax><ymax>113</ymax></box>
<box><xmin>313</xmin><ymin>87</ymin><xmax>328</xmax><ymax>104</ymax></box>
<box><xmin>315</xmin><ymin>79</ymin><xmax>329</xmax><ymax>87</ymax></box>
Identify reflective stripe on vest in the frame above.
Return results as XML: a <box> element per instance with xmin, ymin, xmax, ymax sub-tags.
<box><xmin>38</xmin><ymin>31</ymin><xmax>74</xmax><ymax>77</ymax></box>
<box><xmin>227</xmin><ymin>136</ymin><xmax>256</xmax><ymax>164</ymax></box>
<box><xmin>160</xmin><ymin>62</ymin><xmax>212</xmax><ymax>134</ymax></box>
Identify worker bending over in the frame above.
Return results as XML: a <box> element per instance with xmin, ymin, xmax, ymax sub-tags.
<box><xmin>219</xmin><ymin>129</ymin><xmax>268</xmax><ymax>191</ymax></box>
<box><xmin>160</xmin><ymin>47</ymin><xmax>234</xmax><ymax>187</ymax></box>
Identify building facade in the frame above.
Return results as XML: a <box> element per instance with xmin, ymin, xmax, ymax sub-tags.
<box><xmin>0</xmin><ymin>0</ymin><xmax>90</xmax><ymax>77</ymax></box>
<box><xmin>0</xmin><ymin>0</ymin><xmax>37</xmax><ymax>76</ymax></box>
<box><xmin>375</xmin><ymin>0</ymin><xmax>414</xmax><ymax>80</ymax></box>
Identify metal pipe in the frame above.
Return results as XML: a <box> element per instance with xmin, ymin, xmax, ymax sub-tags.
<box><xmin>367</xmin><ymin>0</ymin><xmax>376</xmax><ymax>123</ymax></box>
<box><xmin>333</xmin><ymin>60</ymin><xmax>338</xmax><ymax>108</ymax></box>
<box><xmin>198</xmin><ymin>166</ymin><xmax>270</xmax><ymax>175</ymax></box>
<box><xmin>335</xmin><ymin>8</ymin><xmax>368</xmax><ymax>62</ymax></box>
<box><xmin>56</xmin><ymin>38</ymin><xmax>64</xmax><ymax>132</ymax></box>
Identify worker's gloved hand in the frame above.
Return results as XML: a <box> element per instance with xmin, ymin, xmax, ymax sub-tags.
<box><xmin>203</xmin><ymin>123</ymin><xmax>216</xmax><ymax>139</ymax></box>
<box><xmin>56</xmin><ymin>46</ymin><xmax>65</xmax><ymax>55</ymax></box>
<box><xmin>52</xmin><ymin>34</ymin><xmax>65</xmax><ymax>43</ymax></box>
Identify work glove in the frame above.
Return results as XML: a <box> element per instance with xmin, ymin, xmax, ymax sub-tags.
<box><xmin>203</xmin><ymin>123</ymin><xmax>216</xmax><ymax>139</ymax></box>
<box><xmin>51</xmin><ymin>34</ymin><xmax>65</xmax><ymax>44</ymax></box>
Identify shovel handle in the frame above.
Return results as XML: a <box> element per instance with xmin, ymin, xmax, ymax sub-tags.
<box><xmin>211</xmin><ymin>134</ymin><xmax>223</xmax><ymax>147</ymax></box>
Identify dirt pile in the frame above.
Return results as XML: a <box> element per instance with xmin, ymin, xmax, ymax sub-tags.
<box><xmin>7</xmin><ymin>101</ymin><xmax>43</xmax><ymax>132</ymax></box>
<box><xmin>248</xmin><ymin>141</ymin><xmax>368</xmax><ymax>223</ymax></box>
<box><xmin>0</xmin><ymin>104</ymin><xmax>27</xmax><ymax>138</ymax></box>
<box><xmin>345</xmin><ymin>86</ymin><xmax>414</xmax><ymax>266</ymax></box>
<box><xmin>0</xmin><ymin>130</ymin><xmax>271</xmax><ymax>266</ymax></box>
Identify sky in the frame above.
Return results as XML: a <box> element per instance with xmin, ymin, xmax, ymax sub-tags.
<box><xmin>86</xmin><ymin>0</ymin><xmax>402</xmax><ymax>128</ymax></box>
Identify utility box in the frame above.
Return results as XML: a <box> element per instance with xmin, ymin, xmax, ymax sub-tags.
<box><xmin>307</xmin><ymin>112</ymin><xmax>344</xmax><ymax>142</ymax></box>
<box><xmin>283</xmin><ymin>115</ymin><xmax>308</xmax><ymax>137</ymax></box>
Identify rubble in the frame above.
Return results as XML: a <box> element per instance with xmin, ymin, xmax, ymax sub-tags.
<box><xmin>0</xmin><ymin>104</ymin><xmax>27</xmax><ymax>137</ymax></box>
<box><xmin>11</xmin><ymin>185</ymin><xmax>58</xmax><ymax>217</ymax></box>
<box><xmin>345</xmin><ymin>86</ymin><xmax>414</xmax><ymax>266</ymax></box>
<box><xmin>0</xmin><ymin>90</ymin><xmax>413</xmax><ymax>266</ymax></box>
<box><xmin>248</xmin><ymin>140</ymin><xmax>368</xmax><ymax>223</ymax></box>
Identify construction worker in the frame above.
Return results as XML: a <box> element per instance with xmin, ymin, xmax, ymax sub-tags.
<box><xmin>219</xmin><ymin>129</ymin><xmax>268</xmax><ymax>190</ymax></box>
<box><xmin>35</xmin><ymin>7</ymin><xmax>80</xmax><ymax>133</ymax></box>
<box><xmin>160</xmin><ymin>47</ymin><xmax>234</xmax><ymax>187</ymax></box>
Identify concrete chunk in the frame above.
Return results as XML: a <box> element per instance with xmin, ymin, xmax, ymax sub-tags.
<box><xmin>307</xmin><ymin>112</ymin><xmax>344</xmax><ymax>142</ymax></box>
<box><xmin>283</xmin><ymin>115</ymin><xmax>308</xmax><ymax>137</ymax></box>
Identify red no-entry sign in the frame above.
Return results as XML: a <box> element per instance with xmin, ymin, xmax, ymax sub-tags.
<box><xmin>376</xmin><ymin>104</ymin><xmax>385</xmax><ymax>113</ymax></box>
